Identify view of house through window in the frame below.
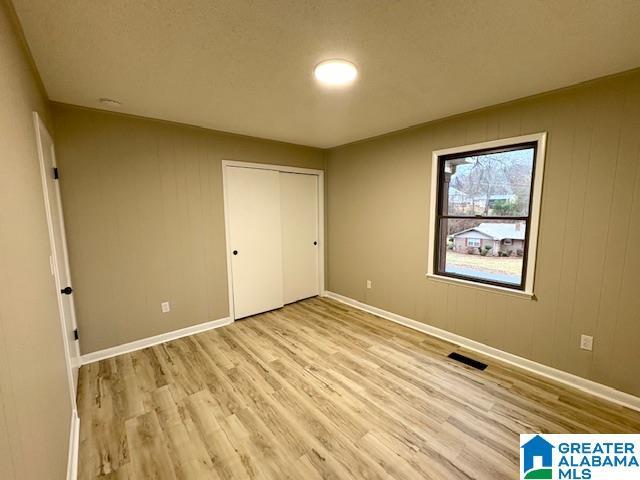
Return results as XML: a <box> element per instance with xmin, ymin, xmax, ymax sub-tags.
<box><xmin>435</xmin><ymin>143</ymin><xmax>536</xmax><ymax>289</ymax></box>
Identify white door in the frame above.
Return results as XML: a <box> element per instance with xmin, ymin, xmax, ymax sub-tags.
<box><xmin>33</xmin><ymin>113</ymin><xmax>80</xmax><ymax>401</ymax></box>
<box><xmin>226</xmin><ymin>167</ymin><xmax>284</xmax><ymax>319</ymax></box>
<box><xmin>280</xmin><ymin>173</ymin><xmax>320</xmax><ymax>304</ymax></box>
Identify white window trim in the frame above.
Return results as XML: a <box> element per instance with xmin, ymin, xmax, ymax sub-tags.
<box><xmin>467</xmin><ymin>238</ymin><xmax>481</xmax><ymax>247</ymax></box>
<box><xmin>426</xmin><ymin>132</ymin><xmax>547</xmax><ymax>299</ymax></box>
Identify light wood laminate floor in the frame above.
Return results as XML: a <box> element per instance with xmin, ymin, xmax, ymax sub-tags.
<box><xmin>77</xmin><ymin>297</ymin><xmax>640</xmax><ymax>479</ymax></box>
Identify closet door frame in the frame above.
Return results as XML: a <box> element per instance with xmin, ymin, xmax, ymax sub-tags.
<box><xmin>221</xmin><ymin>160</ymin><xmax>324</xmax><ymax>321</ymax></box>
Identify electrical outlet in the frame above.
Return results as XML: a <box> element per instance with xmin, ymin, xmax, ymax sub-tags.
<box><xmin>580</xmin><ymin>334</ymin><xmax>593</xmax><ymax>351</ymax></box>
<box><xmin>161</xmin><ymin>301</ymin><xmax>171</xmax><ymax>313</ymax></box>
<box><xmin>366</xmin><ymin>280</ymin><xmax>372</xmax><ymax>289</ymax></box>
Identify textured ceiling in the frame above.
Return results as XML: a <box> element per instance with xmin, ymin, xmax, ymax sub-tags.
<box><xmin>12</xmin><ymin>0</ymin><xmax>640</xmax><ymax>148</ymax></box>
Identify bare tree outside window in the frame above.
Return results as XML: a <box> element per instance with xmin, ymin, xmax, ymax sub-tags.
<box><xmin>434</xmin><ymin>143</ymin><xmax>536</xmax><ymax>289</ymax></box>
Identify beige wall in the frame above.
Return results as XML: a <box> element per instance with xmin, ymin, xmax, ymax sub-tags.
<box><xmin>0</xmin><ymin>1</ymin><xmax>72</xmax><ymax>479</ymax></box>
<box><xmin>327</xmin><ymin>69</ymin><xmax>640</xmax><ymax>397</ymax></box>
<box><xmin>52</xmin><ymin>104</ymin><xmax>325</xmax><ymax>354</ymax></box>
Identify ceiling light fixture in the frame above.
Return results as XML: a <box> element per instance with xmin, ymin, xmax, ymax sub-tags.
<box><xmin>314</xmin><ymin>59</ymin><xmax>358</xmax><ymax>86</ymax></box>
<box><xmin>99</xmin><ymin>98</ymin><xmax>122</xmax><ymax>107</ymax></box>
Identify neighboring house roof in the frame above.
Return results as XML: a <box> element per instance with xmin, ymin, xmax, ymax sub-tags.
<box><xmin>487</xmin><ymin>193</ymin><xmax>516</xmax><ymax>201</ymax></box>
<box><xmin>450</xmin><ymin>222</ymin><xmax>526</xmax><ymax>240</ymax></box>
<box><xmin>448</xmin><ymin>189</ymin><xmax>516</xmax><ymax>203</ymax></box>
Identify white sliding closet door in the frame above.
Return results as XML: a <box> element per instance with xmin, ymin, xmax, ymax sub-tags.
<box><xmin>280</xmin><ymin>172</ymin><xmax>320</xmax><ymax>304</ymax></box>
<box><xmin>226</xmin><ymin>167</ymin><xmax>284</xmax><ymax>318</ymax></box>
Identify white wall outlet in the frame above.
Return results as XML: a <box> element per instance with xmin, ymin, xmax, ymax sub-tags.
<box><xmin>161</xmin><ymin>301</ymin><xmax>171</xmax><ymax>313</ymax></box>
<box><xmin>366</xmin><ymin>280</ymin><xmax>372</xmax><ymax>289</ymax></box>
<box><xmin>580</xmin><ymin>334</ymin><xmax>593</xmax><ymax>351</ymax></box>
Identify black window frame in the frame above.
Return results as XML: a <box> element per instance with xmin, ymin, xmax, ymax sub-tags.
<box><xmin>433</xmin><ymin>141</ymin><xmax>538</xmax><ymax>291</ymax></box>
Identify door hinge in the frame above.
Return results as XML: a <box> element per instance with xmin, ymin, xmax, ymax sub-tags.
<box><xmin>52</xmin><ymin>167</ymin><xmax>59</xmax><ymax>180</ymax></box>
<box><xmin>73</xmin><ymin>329</ymin><xmax>79</xmax><ymax>341</ymax></box>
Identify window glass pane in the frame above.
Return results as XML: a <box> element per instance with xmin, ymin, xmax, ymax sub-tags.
<box><xmin>442</xmin><ymin>146</ymin><xmax>534</xmax><ymax>217</ymax></box>
<box><xmin>439</xmin><ymin>218</ymin><xmax>526</xmax><ymax>286</ymax></box>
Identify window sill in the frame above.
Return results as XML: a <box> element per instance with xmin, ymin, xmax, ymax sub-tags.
<box><xmin>425</xmin><ymin>273</ymin><xmax>535</xmax><ymax>300</ymax></box>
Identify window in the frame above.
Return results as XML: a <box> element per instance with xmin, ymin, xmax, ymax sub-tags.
<box><xmin>427</xmin><ymin>133</ymin><xmax>546</xmax><ymax>295</ymax></box>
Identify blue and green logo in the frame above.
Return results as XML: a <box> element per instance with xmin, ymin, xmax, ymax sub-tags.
<box><xmin>520</xmin><ymin>434</ymin><xmax>640</xmax><ymax>479</ymax></box>
<box><xmin>521</xmin><ymin>435</ymin><xmax>554</xmax><ymax>479</ymax></box>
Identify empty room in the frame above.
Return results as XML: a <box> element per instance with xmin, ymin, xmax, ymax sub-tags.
<box><xmin>3</xmin><ymin>1</ymin><xmax>640</xmax><ymax>479</ymax></box>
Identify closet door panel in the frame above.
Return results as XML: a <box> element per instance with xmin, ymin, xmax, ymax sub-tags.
<box><xmin>280</xmin><ymin>173</ymin><xmax>319</xmax><ymax>304</ymax></box>
<box><xmin>226</xmin><ymin>167</ymin><xmax>284</xmax><ymax>318</ymax></box>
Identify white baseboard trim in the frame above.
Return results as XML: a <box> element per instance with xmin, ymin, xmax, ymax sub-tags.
<box><xmin>66</xmin><ymin>410</ymin><xmax>80</xmax><ymax>480</ymax></box>
<box><xmin>323</xmin><ymin>290</ymin><xmax>640</xmax><ymax>412</ymax></box>
<box><xmin>79</xmin><ymin>316</ymin><xmax>233</xmax><ymax>365</ymax></box>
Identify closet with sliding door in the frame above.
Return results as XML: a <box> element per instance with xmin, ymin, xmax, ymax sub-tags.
<box><xmin>223</xmin><ymin>162</ymin><xmax>322</xmax><ymax>319</ymax></box>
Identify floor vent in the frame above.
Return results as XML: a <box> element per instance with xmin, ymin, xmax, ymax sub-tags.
<box><xmin>447</xmin><ymin>352</ymin><xmax>488</xmax><ymax>371</ymax></box>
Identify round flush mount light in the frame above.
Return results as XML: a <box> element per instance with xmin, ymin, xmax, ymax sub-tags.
<box><xmin>314</xmin><ymin>59</ymin><xmax>358</xmax><ymax>86</ymax></box>
<box><xmin>99</xmin><ymin>98</ymin><xmax>122</xmax><ymax>107</ymax></box>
